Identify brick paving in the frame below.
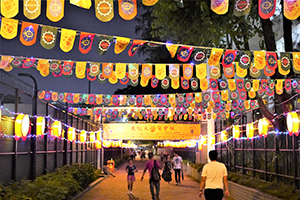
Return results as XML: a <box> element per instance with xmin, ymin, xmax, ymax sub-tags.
<box><xmin>78</xmin><ymin>157</ymin><xmax>230</xmax><ymax>200</ymax></box>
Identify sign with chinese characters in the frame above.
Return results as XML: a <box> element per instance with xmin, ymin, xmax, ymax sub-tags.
<box><xmin>103</xmin><ymin>123</ymin><xmax>201</xmax><ymax>140</ymax></box>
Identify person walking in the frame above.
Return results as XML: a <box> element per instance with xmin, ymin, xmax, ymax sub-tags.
<box><xmin>141</xmin><ymin>152</ymin><xmax>161</xmax><ymax>200</ymax></box>
<box><xmin>199</xmin><ymin>150</ymin><xmax>230</xmax><ymax>200</ymax></box>
<box><xmin>125</xmin><ymin>159</ymin><xmax>137</xmax><ymax>195</ymax></box>
<box><xmin>162</xmin><ymin>154</ymin><xmax>172</xmax><ymax>183</ymax></box>
<box><xmin>172</xmin><ymin>152</ymin><xmax>183</xmax><ymax>185</ymax></box>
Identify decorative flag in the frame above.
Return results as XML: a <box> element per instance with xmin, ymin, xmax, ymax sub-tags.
<box><xmin>40</xmin><ymin>26</ymin><xmax>57</xmax><ymax>50</ymax></box>
<box><xmin>280</xmin><ymin>52</ymin><xmax>291</xmax><ymax>71</ymax></box>
<box><xmin>209</xmin><ymin>64</ymin><xmax>221</xmax><ymax>79</ymax></box>
<box><xmin>128</xmin><ymin>40</ymin><xmax>145</xmax><ymax>56</ymax></box>
<box><xmin>10</xmin><ymin>58</ymin><xmax>23</xmax><ymax>68</ymax></box>
<box><xmin>97</xmin><ymin>35</ymin><xmax>114</xmax><ymax>55</ymax></box>
<box><xmin>115</xmin><ymin>37</ymin><xmax>130</xmax><ymax>54</ymax></box>
<box><xmin>0</xmin><ymin>18</ymin><xmax>18</xmax><ymax>40</ymax></box>
<box><xmin>221</xmin><ymin>90</ymin><xmax>229</xmax><ymax>101</ymax></box>
<box><xmin>236</xmin><ymin>79</ymin><xmax>244</xmax><ymax>91</ymax></box>
<box><xmin>24</xmin><ymin>0</ymin><xmax>41</xmax><ymax>20</ymax></box>
<box><xmin>62</xmin><ymin>61</ymin><xmax>73</xmax><ymax>76</ymax></box>
<box><xmin>115</xmin><ymin>63</ymin><xmax>126</xmax><ymax>79</ymax></box>
<box><xmin>47</xmin><ymin>0</ymin><xmax>65</xmax><ymax>22</ymax></box>
<box><xmin>219</xmin><ymin>79</ymin><xmax>228</xmax><ymax>90</ymax></box>
<box><xmin>75</xmin><ymin>61</ymin><xmax>86</xmax><ymax>79</ymax></box>
<box><xmin>191</xmin><ymin>77</ymin><xmax>199</xmax><ymax>91</ymax></box>
<box><xmin>78</xmin><ymin>32</ymin><xmax>95</xmax><ymax>54</ymax></box>
<box><xmin>89</xmin><ymin>62</ymin><xmax>101</xmax><ymax>77</ymax></box>
<box><xmin>141</xmin><ymin>64</ymin><xmax>152</xmax><ymax>80</ymax></box>
<box><xmin>252</xmin><ymin>79</ymin><xmax>260</xmax><ymax>91</ymax></box>
<box><xmin>208</xmin><ymin>48</ymin><xmax>224</xmax><ymax>66</ymax></box>
<box><xmin>192</xmin><ymin>48</ymin><xmax>207</xmax><ymax>64</ymax></box>
<box><xmin>254</xmin><ymin>51</ymin><xmax>266</xmax><ymax>69</ymax></box>
<box><xmin>20</xmin><ymin>22</ymin><xmax>39</xmax><ymax>46</ymax></box>
<box><xmin>236</xmin><ymin>63</ymin><xmax>247</xmax><ymax>78</ymax></box>
<box><xmin>109</xmin><ymin>71</ymin><xmax>118</xmax><ymax>84</ymax></box>
<box><xmin>200</xmin><ymin>78</ymin><xmax>209</xmax><ymax>91</ymax></box>
<box><xmin>70</xmin><ymin>0</ymin><xmax>91</xmax><ymax>9</ymax></box>
<box><xmin>244</xmin><ymin>80</ymin><xmax>252</xmax><ymax>91</ymax></box>
<box><xmin>222</xmin><ymin>50</ymin><xmax>237</xmax><ymax>67</ymax></box>
<box><xmin>97</xmin><ymin>73</ymin><xmax>107</xmax><ymax>84</ymax></box>
<box><xmin>143</xmin><ymin>0</ymin><xmax>159</xmax><ymax>6</ymax></box>
<box><xmin>228</xmin><ymin>79</ymin><xmax>236</xmax><ymax>91</ymax></box>
<box><xmin>102</xmin><ymin>63</ymin><xmax>113</xmax><ymax>78</ymax></box>
<box><xmin>259</xmin><ymin>0</ymin><xmax>276</xmax><ymax>19</ymax></box>
<box><xmin>234</xmin><ymin>0</ymin><xmax>252</xmax><ymax>17</ymax></box>
<box><xmin>140</xmin><ymin>77</ymin><xmax>149</xmax><ymax>87</ymax></box>
<box><xmin>1</xmin><ymin>0</ymin><xmax>18</xmax><ymax>18</ymax></box>
<box><xmin>119</xmin><ymin>73</ymin><xmax>129</xmax><ymax>85</ymax></box>
<box><xmin>278</xmin><ymin>60</ymin><xmax>290</xmax><ymax>76</ymax></box>
<box><xmin>293</xmin><ymin>52</ymin><xmax>300</xmax><ymax>72</ymax></box>
<box><xmin>264</xmin><ymin>65</ymin><xmax>275</xmax><ymax>76</ymax></box>
<box><xmin>151</xmin><ymin>76</ymin><xmax>159</xmax><ymax>88</ymax></box>
<box><xmin>239</xmin><ymin>51</ymin><xmax>252</xmax><ymax>69</ymax></box>
<box><xmin>211</xmin><ymin>0</ymin><xmax>229</xmax><ymax>14</ymax></box>
<box><xmin>276</xmin><ymin>79</ymin><xmax>284</xmax><ymax>95</ymax></box>
<box><xmin>60</xmin><ymin>29</ymin><xmax>76</xmax><ymax>52</ymax></box>
<box><xmin>266</xmin><ymin>52</ymin><xmax>278</xmax><ymax>70</ymax></box>
<box><xmin>177</xmin><ymin>46</ymin><xmax>194</xmax><ymax>62</ymax></box>
<box><xmin>118</xmin><ymin>0</ymin><xmax>137</xmax><ymax>20</ymax></box>
<box><xmin>210</xmin><ymin>79</ymin><xmax>219</xmax><ymax>90</ymax></box>
<box><xmin>95</xmin><ymin>0</ymin><xmax>114</xmax><ymax>22</ymax></box>
<box><xmin>196</xmin><ymin>63</ymin><xmax>207</xmax><ymax>79</ymax></box>
<box><xmin>161</xmin><ymin>77</ymin><xmax>170</xmax><ymax>89</ymax></box>
<box><xmin>22</xmin><ymin>58</ymin><xmax>35</xmax><ymax>68</ymax></box>
<box><xmin>250</xmin><ymin>64</ymin><xmax>261</xmax><ymax>78</ymax></box>
<box><xmin>37</xmin><ymin>59</ymin><xmax>50</xmax><ymax>77</ymax></box>
<box><xmin>181</xmin><ymin>77</ymin><xmax>189</xmax><ymax>90</ymax></box>
<box><xmin>171</xmin><ymin>78</ymin><xmax>180</xmax><ymax>89</ymax></box>
<box><xmin>183</xmin><ymin>64</ymin><xmax>193</xmax><ymax>80</ymax></box>
<box><xmin>239</xmin><ymin>90</ymin><xmax>247</xmax><ymax>100</ymax></box>
<box><xmin>284</xmin><ymin>0</ymin><xmax>300</xmax><ymax>20</ymax></box>
<box><xmin>128</xmin><ymin>64</ymin><xmax>139</xmax><ymax>80</ymax></box>
<box><xmin>155</xmin><ymin>64</ymin><xmax>166</xmax><ymax>80</ymax></box>
<box><xmin>169</xmin><ymin>64</ymin><xmax>180</xmax><ymax>80</ymax></box>
<box><xmin>223</xmin><ymin>64</ymin><xmax>235</xmax><ymax>78</ymax></box>
<box><xmin>166</xmin><ymin>44</ymin><xmax>179</xmax><ymax>58</ymax></box>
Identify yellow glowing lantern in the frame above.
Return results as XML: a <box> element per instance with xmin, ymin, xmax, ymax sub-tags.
<box><xmin>287</xmin><ymin>112</ymin><xmax>299</xmax><ymax>135</ymax></box>
<box><xmin>15</xmin><ymin>114</ymin><xmax>30</xmax><ymax>138</ymax></box>
<box><xmin>221</xmin><ymin>130</ymin><xmax>228</xmax><ymax>142</ymax></box>
<box><xmin>258</xmin><ymin>118</ymin><xmax>269</xmax><ymax>137</ymax></box>
<box><xmin>90</xmin><ymin>132</ymin><xmax>95</xmax><ymax>143</ymax></box>
<box><xmin>201</xmin><ymin>135</ymin><xmax>207</xmax><ymax>144</ymax></box>
<box><xmin>51</xmin><ymin>121</ymin><xmax>62</xmax><ymax>137</ymax></box>
<box><xmin>246</xmin><ymin>123</ymin><xmax>254</xmax><ymax>139</ymax></box>
<box><xmin>36</xmin><ymin>117</ymin><xmax>45</xmax><ymax>137</ymax></box>
<box><xmin>80</xmin><ymin>130</ymin><xmax>86</xmax><ymax>143</ymax></box>
<box><xmin>232</xmin><ymin>125</ymin><xmax>240</xmax><ymax>139</ymax></box>
<box><xmin>198</xmin><ymin>141</ymin><xmax>203</xmax><ymax>151</ymax></box>
<box><xmin>210</xmin><ymin>135</ymin><xmax>216</xmax><ymax>145</ymax></box>
<box><xmin>97</xmin><ymin>131</ymin><xmax>101</xmax><ymax>141</ymax></box>
<box><xmin>67</xmin><ymin>127</ymin><xmax>76</xmax><ymax>141</ymax></box>
<box><xmin>96</xmin><ymin>141</ymin><xmax>102</xmax><ymax>149</ymax></box>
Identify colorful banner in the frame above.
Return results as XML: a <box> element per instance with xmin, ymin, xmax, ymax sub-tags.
<box><xmin>47</xmin><ymin>0</ymin><xmax>65</xmax><ymax>22</ymax></box>
<box><xmin>211</xmin><ymin>0</ymin><xmax>229</xmax><ymax>14</ymax></box>
<box><xmin>142</xmin><ymin>0</ymin><xmax>159</xmax><ymax>6</ymax></box>
<box><xmin>40</xmin><ymin>26</ymin><xmax>57</xmax><ymax>50</ymax></box>
<box><xmin>24</xmin><ymin>0</ymin><xmax>41</xmax><ymax>20</ymax></box>
<box><xmin>70</xmin><ymin>0</ymin><xmax>91</xmax><ymax>9</ymax></box>
<box><xmin>0</xmin><ymin>18</ymin><xmax>18</xmax><ymax>40</ymax></box>
<box><xmin>20</xmin><ymin>22</ymin><xmax>39</xmax><ymax>46</ymax></box>
<box><xmin>114</xmin><ymin>37</ymin><xmax>130</xmax><ymax>54</ymax></box>
<box><xmin>118</xmin><ymin>0</ymin><xmax>137</xmax><ymax>20</ymax></box>
<box><xmin>79</xmin><ymin>32</ymin><xmax>95</xmax><ymax>54</ymax></box>
<box><xmin>95</xmin><ymin>0</ymin><xmax>114</xmax><ymax>22</ymax></box>
<box><xmin>60</xmin><ymin>28</ymin><xmax>76</xmax><ymax>52</ymax></box>
<box><xmin>284</xmin><ymin>0</ymin><xmax>300</xmax><ymax>20</ymax></box>
<box><xmin>1</xmin><ymin>0</ymin><xmax>19</xmax><ymax>18</ymax></box>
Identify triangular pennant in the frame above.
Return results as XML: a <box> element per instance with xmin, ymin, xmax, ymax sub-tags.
<box><xmin>177</xmin><ymin>46</ymin><xmax>194</xmax><ymax>62</ymax></box>
<box><xmin>155</xmin><ymin>64</ymin><xmax>166</xmax><ymax>80</ymax></box>
<box><xmin>221</xmin><ymin>90</ymin><xmax>229</xmax><ymax>101</ymax></box>
<box><xmin>191</xmin><ymin>77</ymin><xmax>199</xmax><ymax>91</ymax></box>
<box><xmin>223</xmin><ymin>64</ymin><xmax>235</xmax><ymax>78</ymax></box>
<box><xmin>192</xmin><ymin>48</ymin><xmax>207</xmax><ymax>64</ymax></box>
<box><xmin>161</xmin><ymin>77</ymin><xmax>170</xmax><ymax>89</ymax></box>
<box><xmin>171</xmin><ymin>78</ymin><xmax>180</xmax><ymax>89</ymax></box>
<box><xmin>236</xmin><ymin>62</ymin><xmax>247</xmax><ymax>78</ymax></box>
<box><xmin>47</xmin><ymin>0</ymin><xmax>64</xmax><ymax>22</ymax></box>
<box><xmin>102</xmin><ymin>63</ymin><xmax>113</xmax><ymax>78</ymax></box>
<box><xmin>118</xmin><ymin>0</ymin><xmax>137</xmax><ymax>20</ymax></box>
<box><xmin>254</xmin><ymin>51</ymin><xmax>266</xmax><ymax>70</ymax></box>
<box><xmin>183</xmin><ymin>64</ymin><xmax>193</xmax><ymax>80</ymax></box>
<box><xmin>97</xmin><ymin>35</ymin><xmax>114</xmax><ymax>55</ymax></box>
<box><xmin>166</xmin><ymin>44</ymin><xmax>179</xmax><ymax>58</ymax></box>
<box><xmin>228</xmin><ymin>79</ymin><xmax>236</xmax><ymax>91</ymax></box>
<box><xmin>128</xmin><ymin>40</ymin><xmax>145</xmax><ymax>56</ymax></box>
<box><xmin>0</xmin><ymin>18</ymin><xmax>18</xmax><ymax>40</ymax></box>
<box><xmin>222</xmin><ymin>50</ymin><xmax>237</xmax><ymax>67</ymax></box>
<box><xmin>75</xmin><ymin>61</ymin><xmax>86</xmax><ymax>79</ymax></box>
<box><xmin>211</xmin><ymin>0</ymin><xmax>229</xmax><ymax>14</ymax></box>
<box><xmin>151</xmin><ymin>75</ymin><xmax>159</xmax><ymax>88</ymax></box>
<box><xmin>119</xmin><ymin>72</ymin><xmax>129</xmax><ymax>85</ymax></box>
<box><xmin>40</xmin><ymin>26</ymin><xmax>57</xmax><ymax>50</ymax></box>
<box><xmin>210</xmin><ymin>79</ymin><xmax>219</xmax><ymax>90</ymax></box>
<box><xmin>200</xmin><ymin>78</ymin><xmax>209</xmax><ymax>91</ymax></box>
<box><xmin>209</xmin><ymin>64</ymin><xmax>221</xmax><ymax>79</ymax></box>
<box><xmin>181</xmin><ymin>77</ymin><xmax>189</xmax><ymax>90</ymax></box>
<box><xmin>95</xmin><ymin>0</ymin><xmax>114</xmax><ymax>22</ymax></box>
<box><xmin>70</xmin><ymin>0</ymin><xmax>91</xmax><ymax>9</ymax></box>
<box><xmin>89</xmin><ymin>62</ymin><xmax>101</xmax><ymax>77</ymax></box>
<box><xmin>196</xmin><ymin>63</ymin><xmax>207</xmax><ymax>79</ymax></box>
<box><xmin>24</xmin><ymin>0</ymin><xmax>41</xmax><ymax>20</ymax></box>
<box><xmin>234</xmin><ymin>0</ymin><xmax>252</xmax><ymax>17</ymax></box>
<box><xmin>145</xmin><ymin>42</ymin><xmax>162</xmax><ymax>49</ymax></box>
<box><xmin>108</xmin><ymin>71</ymin><xmax>118</xmax><ymax>84</ymax></box>
<box><xmin>114</xmin><ymin>36</ymin><xmax>130</xmax><ymax>54</ymax></box>
<box><xmin>238</xmin><ymin>51</ymin><xmax>252</xmax><ymax>69</ymax></box>
<box><xmin>79</xmin><ymin>32</ymin><xmax>95</xmax><ymax>54</ymax></box>
<box><xmin>20</xmin><ymin>22</ymin><xmax>39</xmax><ymax>46</ymax></box>
<box><xmin>60</xmin><ymin>29</ymin><xmax>76</xmax><ymax>52</ymax></box>
<box><xmin>259</xmin><ymin>0</ymin><xmax>276</xmax><ymax>19</ymax></box>
<box><xmin>1</xmin><ymin>0</ymin><xmax>18</xmax><ymax>18</ymax></box>
<box><xmin>62</xmin><ymin>61</ymin><xmax>73</xmax><ymax>76</ymax></box>
<box><xmin>142</xmin><ymin>0</ymin><xmax>159</xmax><ymax>6</ymax></box>
<box><xmin>284</xmin><ymin>0</ymin><xmax>300</xmax><ymax>20</ymax></box>
<box><xmin>266</xmin><ymin>52</ymin><xmax>278</xmax><ymax>70</ymax></box>
<box><xmin>128</xmin><ymin>64</ymin><xmax>139</xmax><ymax>80</ymax></box>
<box><xmin>208</xmin><ymin>48</ymin><xmax>224</xmax><ymax>66</ymax></box>
<box><xmin>141</xmin><ymin>64</ymin><xmax>153</xmax><ymax>80</ymax></box>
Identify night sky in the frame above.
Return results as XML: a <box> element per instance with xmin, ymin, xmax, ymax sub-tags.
<box><xmin>1</xmin><ymin>1</ymin><xmax>148</xmax><ymax>94</ymax></box>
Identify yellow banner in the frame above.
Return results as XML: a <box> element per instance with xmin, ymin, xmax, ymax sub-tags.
<box><xmin>103</xmin><ymin>123</ymin><xmax>201</xmax><ymax>140</ymax></box>
<box><xmin>1</xmin><ymin>0</ymin><xmax>19</xmax><ymax>18</ymax></box>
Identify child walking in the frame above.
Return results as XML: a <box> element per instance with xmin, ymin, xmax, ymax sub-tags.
<box><xmin>125</xmin><ymin>159</ymin><xmax>138</xmax><ymax>195</ymax></box>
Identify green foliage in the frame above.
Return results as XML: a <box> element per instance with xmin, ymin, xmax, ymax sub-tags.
<box><xmin>0</xmin><ymin>164</ymin><xmax>100</xmax><ymax>200</ymax></box>
<box><xmin>189</xmin><ymin>163</ymin><xmax>205</xmax><ymax>172</ymax></box>
<box><xmin>228</xmin><ymin>173</ymin><xmax>300</xmax><ymax>200</ymax></box>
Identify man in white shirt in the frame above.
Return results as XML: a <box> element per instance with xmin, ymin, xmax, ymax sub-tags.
<box><xmin>199</xmin><ymin>150</ymin><xmax>230</xmax><ymax>200</ymax></box>
<box><xmin>172</xmin><ymin>152</ymin><xmax>183</xmax><ymax>185</ymax></box>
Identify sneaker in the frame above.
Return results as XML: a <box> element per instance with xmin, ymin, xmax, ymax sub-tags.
<box><xmin>176</xmin><ymin>182</ymin><xmax>178</xmax><ymax>185</ymax></box>
<box><xmin>127</xmin><ymin>190</ymin><xmax>131</xmax><ymax>195</ymax></box>
<box><xmin>130</xmin><ymin>191</ymin><xmax>133</xmax><ymax>195</ymax></box>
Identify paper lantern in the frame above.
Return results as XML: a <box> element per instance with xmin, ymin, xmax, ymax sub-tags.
<box><xmin>210</xmin><ymin>135</ymin><xmax>216</xmax><ymax>145</ymax></box>
<box><xmin>232</xmin><ymin>125</ymin><xmax>240</xmax><ymax>139</ymax></box>
<box><xmin>80</xmin><ymin>130</ymin><xmax>86</xmax><ymax>143</ymax></box>
<box><xmin>51</xmin><ymin>121</ymin><xmax>62</xmax><ymax>137</ymax></box>
<box><xmin>246</xmin><ymin>123</ymin><xmax>254</xmax><ymax>139</ymax></box>
<box><xmin>97</xmin><ymin>131</ymin><xmax>101</xmax><ymax>141</ymax></box>
<box><xmin>90</xmin><ymin>132</ymin><xmax>95</xmax><ymax>143</ymax></box>
<box><xmin>36</xmin><ymin>117</ymin><xmax>45</xmax><ymax>137</ymax></box>
<box><xmin>221</xmin><ymin>130</ymin><xmax>228</xmax><ymax>142</ymax></box>
<box><xmin>258</xmin><ymin>118</ymin><xmax>269</xmax><ymax>137</ymax></box>
<box><xmin>96</xmin><ymin>141</ymin><xmax>102</xmax><ymax>149</ymax></box>
<box><xmin>287</xmin><ymin>112</ymin><xmax>299</xmax><ymax>136</ymax></box>
<box><xmin>67</xmin><ymin>127</ymin><xmax>76</xmax><ymax>142</ymax></box>
<box><xmin>15</xmin><ymin>114</ymin><xmax>30</xmax><ymax>139</ymax></box>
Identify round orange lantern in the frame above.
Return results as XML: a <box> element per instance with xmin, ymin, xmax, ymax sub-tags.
<box><xmin>36</xmin><ymin>117</ymin><xmax>45</xmax><ymax>137</ymax></box>
<box><xmin>15</xmin><ymin>114</ymin><xmax>30</xmax><ymax>139</ymax></box>
<box><xmin>258</xmin><ymin>118</ymin><xmax>269</xmax><ymax>137</ymax></box>
<box><xmin>246</xmin><ymin>123</ymin><xmax>254</xmax><ymax>139</ymax></box>
<box><xmin>67</xmin><ymin>127</ymin><xmax>76</xmax><ymax>142</ymax></box>
<box><xmin>80</xmin><ymin>130</ymin><xmax>86</xmax><ymax>143</ymax></box>
<box><xmin>287</xmin><ymin>112</ymin><xmax>299</xmax><ymax>136</ymax></box>
<box><xmin>232</xmin><ymin>125</ymin><xmax>240</xmax><ymax>139</ymax></box>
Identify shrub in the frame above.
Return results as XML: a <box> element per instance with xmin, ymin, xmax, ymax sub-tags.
<box><xmin>190</xmin><ymin>163</ymin><xmax>205</xmax><ymax>172</ymax></box>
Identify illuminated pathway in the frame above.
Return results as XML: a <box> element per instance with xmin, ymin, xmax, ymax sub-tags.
<box><xmin>78</xmin><ymin>157</ymin><xmax>232</xmax><ymax>200</ymax></box>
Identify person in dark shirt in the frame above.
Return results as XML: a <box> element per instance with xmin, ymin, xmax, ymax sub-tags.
<box><xmin>125</xmin><ymin>159</ymin><xmax>138</xmax><ymax>195</ymax></box>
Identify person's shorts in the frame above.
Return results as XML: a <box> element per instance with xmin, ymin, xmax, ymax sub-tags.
<box><xmin>127</xmin><ymin>175</ymin><xmax>136</xmax><ymax>182</ymax></box>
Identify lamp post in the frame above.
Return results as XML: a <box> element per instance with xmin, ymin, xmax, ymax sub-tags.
<box><xmin>18</xmin><ymin>73</ymin><xmax>37</xmax><ymax>180</ymax></box>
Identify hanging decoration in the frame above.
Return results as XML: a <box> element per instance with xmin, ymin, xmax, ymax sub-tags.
<box><xmin>70</xmin><ymin>0</ymin><xmax>92</xmax><ymax>9</ymax></box>
<box><xmin>47</xmin><ymin>0</ymin><xmax>65</xmax><ymax>22</ymax></box>
<box><xmin>0</xmin><ymin>18</ymin><xmax>19</xmax><ymax>40</ymax></box>
<box><xmin>15</xmin><ymin>114</ymin><xmax>30</xmax><ymax>141</ymax></box>
<box><xmin>118</xmin><ymin>0</ymin><xmax>137</xmax><ymax>20</ymax></box>
<box><xmin>20</xmin><ymin>22</ymin><xmax>39</xmax><ymax>46</ymax></box>
<box><xmin>60</xmin><ymin>28</ymin><xmax>76</xmax><ymax>52</ymax></box>
<box><xmin>24</xmin><ymin>0</ymin><xmax>41</xmax><ymax>20</ymax></box>
<box><xmin>287</xmin><ymin>112</ymin><xmax>299</xmax><ymax>136</ymax></box>
<box><xmin>1</xmin><ymin>0</ymin><xmax>19</xmax><ymax>18</ymax></box>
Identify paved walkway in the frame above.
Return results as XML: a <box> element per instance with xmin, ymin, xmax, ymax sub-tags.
<box><xmin>78</xmin><ymin>157</ymin><xmax>230</xmax><ymax>200</ymax></box>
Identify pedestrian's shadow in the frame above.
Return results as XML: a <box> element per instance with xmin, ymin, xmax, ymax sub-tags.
<box><xmin>128</xmin><ymin>194</ymin><xmax>139</xmax><ymax>200</ymax></box>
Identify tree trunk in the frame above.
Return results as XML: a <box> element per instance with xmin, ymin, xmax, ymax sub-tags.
<box><xmin>282</xmin><ymin>0</ymin><xmax>293</xmax><ymax>52</ymax></box>
<box><xmin>261</xmin><ymin>18</ymin><xmax>277</xmax><ymax>51</ymax></box>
